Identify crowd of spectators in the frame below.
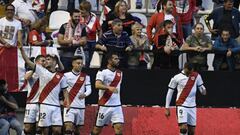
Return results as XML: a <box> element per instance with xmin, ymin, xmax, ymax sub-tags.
<box><xmin>0</xmin><ymin>0</ymin><xmax>240</xmax><ymax>72</ymax></box>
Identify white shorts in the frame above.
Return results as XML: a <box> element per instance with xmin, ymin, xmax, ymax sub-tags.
<box><xmin>23</xmin><ymin>103</ymin><xmax>39</xmax><ymax>124</ymax></box>
<box><xmin>38</xmin><ymin>104</ymin><xmax>63</xmax><ymax>127</ymax></box>
<box><xmin>95</xmin><ymin>106</ymin><xmax>124</xmax><ymax>127</ymax></box>
<box><xmin>63</xmin><ymin>108</ymin><xmax>85</xmax><ymax>126</ymax></box>
<box><xmin>177</xmin><ymin>106</ymin><xmax>196</xmax><ymax>126</ymax></box>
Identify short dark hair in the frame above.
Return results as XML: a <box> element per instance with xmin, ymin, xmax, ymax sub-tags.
<box><xmin>184</xmin><ymin>62</ymin><xmax>194</xmax><ymax>71</ymax></box>
<box><xmin>70</xmin><ymin>9</ymin><xmax>80</xmax><ymax>16</ymax></box>
<box><xmin>163</xmin><ymin>20</ymin><xmax>173</xmax><ymax>27</ymax></box>
<box><xmin>112</xmin><ymin>19</ymin><xmax>122</xmax><ymax>26</ymax></box>
<box><xmin>162</xmin><ymin>0</ymin><xmax>171</xmax><ymax>8</ymax></box>
<box><xmin>0</xmin><ymin>79</ymin><xmax>6</xmax><ymax>87</ymax></box>
<box><xmin>45</xmin><ymin>54</ymin><xmax>58</xmax><ymax>62</ymax></box>
<box><xmin>72</xmin><ymin>56</ymin><xmax>83</xmax><ymax>62</ymax></box>
<box><xmin>221</xmin><ymin>27</ymin><xmax>231</xmax><ymax>34</ymax></box>
<box><xmin>5</xmin><ymin>4</ymin><xmax>15</xmax><ymax>11</ymax></box>
<box><xmin>35</xmin><ymin>55</ymin><xmax>45</xmax><ymax>62</ymax></box>
<box><xmin>106</xmin><ymin>52</ymin><xmax>119</xmax><ymax>61</ymax></box>
<box><xmin>224</xmin><ymin>0</ymin><xmax>234</xmax><ymax>3</ymax></box>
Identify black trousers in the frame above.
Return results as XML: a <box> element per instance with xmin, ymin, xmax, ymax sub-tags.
<box><xmin>44</xmin><ymin>0</ymin><xmax>59</xmax><ymax>13</ymax></box>
<box><xmin>67</xmin><ymin>0</ymin><xmax>83</xmax><ymax>12</ymax></box>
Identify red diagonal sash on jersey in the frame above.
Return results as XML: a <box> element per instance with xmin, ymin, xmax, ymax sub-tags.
<box><xmin>67</xmin><ymin>73</ymin><xmax>86</xmax><ymax>105</ymax></box>
<box><xmin>26</xmin><ymin>79</ymin><xmax>39</xmax><ymax>103</ymax></box>
<box><xmin>98</xmin><ymin>70</ymin><xmax>122</xmax><ymax>105</ymax></box>
<box><xmin>39</xmin><ymin>72</ymin><xmax>64</xmax><ymax>103</ymax></box>
<box><xmin>176</xmin><ymin>72</ymin><xmax>198</xmax><ymax>106</ymax></box>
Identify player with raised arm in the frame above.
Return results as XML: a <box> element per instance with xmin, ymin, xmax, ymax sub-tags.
<box><xmin>165</xmin><ymin>62</ymin><xmax>207</xmax><ymax>135</ymax></box>
<box><xmin>19</xmin><ymin>45</ymin><xmax>69</xmax><ymax>135</ymax></box>
<box><xmin>23</xmin><ymin>55</ymin><xmax>45</xmax><ymax>135</ymax></box>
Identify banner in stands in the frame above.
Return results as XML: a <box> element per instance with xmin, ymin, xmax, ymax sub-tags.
<box><xmin>0</xmin><ymin>46</ymin><xmax>59</xmax><ymax>92</ymax></box>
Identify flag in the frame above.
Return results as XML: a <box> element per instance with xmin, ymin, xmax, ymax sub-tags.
<box><xmin>0</xmin><ymin>46</ymin><xmax>59</xmax><ymax>92</ymax></box>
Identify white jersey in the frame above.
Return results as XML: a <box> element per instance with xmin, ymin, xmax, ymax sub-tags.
<box><xmin>64</xmin><ymin>71</ymin><xmax>92</xmax><ymax>108</ymax></box>
<box><xmin>96</xmin><ymin>69</ymin><xmax>122</xmax><ymax>106</ymax></box>
<box><xmin>25</xmin><ymin>71</ymin><xmax>40</xmax><ymax>103</ymax></box>
<box><xmin>168</xmin><ymin>71</ymin><xmax>205</xmax><ymax>107</ymax></box>
<box><xmin>35</xmin><ymin>64</ymin><xmax>68</xmax><ymax>106</ymax></box>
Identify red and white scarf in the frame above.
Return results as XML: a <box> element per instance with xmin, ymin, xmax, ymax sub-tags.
<box><xmin>64</xmin><ymin>20</ymin><xmax>83</xmax><ymax>42</ymax></box>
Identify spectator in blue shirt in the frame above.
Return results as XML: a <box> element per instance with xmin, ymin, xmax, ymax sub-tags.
<box><xmin>96</xmin><ymin>18</ymin><xmax>133</xmax><ymax>68</ymax></box>
<box><xmin>213</xmin><ymin>28</ymin><xmax>240</xmax><ymax>71</ymax></box>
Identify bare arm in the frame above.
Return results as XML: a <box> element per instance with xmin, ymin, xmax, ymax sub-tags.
<box><xmin>17</xmin><ymin>30</ymin><xmax>23</xmax><ymax>47</ymax></box>
<box><xmin>57</xmin><ymin>34</ymin><xmax>72</xmax><ymax>46</ymax></box>
<box><xmin>56</xmin><ymin>56</ymin><xmax>64</xmax><ymax>71</ymax></box>
<box><xmin>19</xmin><ymin>45</ymin><xmax>36</xmax><ymax>69</ymax></box>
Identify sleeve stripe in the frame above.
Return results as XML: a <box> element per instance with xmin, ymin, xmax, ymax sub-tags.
<box><xmin>85</xmin><ymin>84</ymin><xmax>91</xmax><ymax>86</ymax></box>
<box><xmin>197</xmin><ymin>84</ymin><xmax>204</xmax><ymax>87</ymax></box>
<box><xmin>62</xmin><ymin>86</ymin><xmax>68</xmax><ymax>89</ymax></box>
<box><xmin>96</xmin><ymin>79</ymin><xmax>103</xmax><ymax>82</ymax></box>
<box><xmin>168</xmin><ymin>87</ymin><xmax>175</xmax><ymax>90</ymax></box>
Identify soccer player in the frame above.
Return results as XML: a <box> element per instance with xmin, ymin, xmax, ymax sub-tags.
<box><xmin>165</xmin><ymin>62</ymin><xmax>207</xmax><ymax>135</ymax></box>
<box><xmin>19</xmin><ymin>45</ymin><xmax>70</xmax><ymax>135</ymax></box>
<box><xmin>91</xmin><ymin>52</ymin><xmax>124</xmax><ymax>135</ymax></box>
<box><xmin>23</xmin><ymin>55</ymin><xmax>45</xmax><ymax>135</ymax></box>
<box><xmin>63</xmin><ymin>56</ymin><xmax>92</xmax><ymax>135</ymax></box>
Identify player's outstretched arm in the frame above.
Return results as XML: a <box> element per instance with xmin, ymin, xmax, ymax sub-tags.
<box><xmin>18</xmin><ymin>45</ymin><xmax>35</xmax><ymax>69</ymax></box>
<box><xmin>95</xmin><ymin>80</ymin><xmax>117</xmax><ymax>93</ymax></box>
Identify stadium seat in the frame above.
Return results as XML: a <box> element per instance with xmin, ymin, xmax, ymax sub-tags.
<box><xmin>131</xmin><ymin>13</ymin><xmax>148</xmax><ymax>33</ymax></box>
<box><xmin>49</xmin><ymin>10</ymin><xmax>70</xmax><ymax>30</ymax></box>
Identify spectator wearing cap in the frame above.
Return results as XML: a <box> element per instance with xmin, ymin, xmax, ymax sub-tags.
<box><xmin>96</xmin><ymin>18</ymin><xmax>133</xmax><ymax>68</ymax></box>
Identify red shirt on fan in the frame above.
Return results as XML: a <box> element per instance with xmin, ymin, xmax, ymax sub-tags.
<box><xmin>80</xmin><ymin>12</ymin><xmax>100</xmax><ymax>41</ymax></box>
<box><xmin>28</xmin><ymin>29</ymin><xmax>53</xmax><ymax>46</ymax></box>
